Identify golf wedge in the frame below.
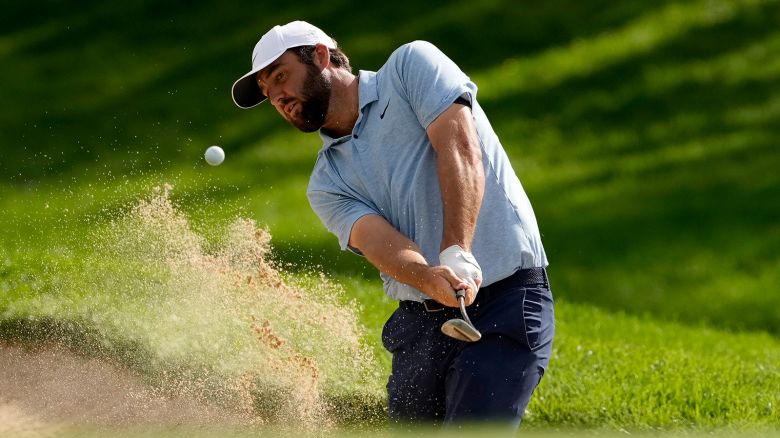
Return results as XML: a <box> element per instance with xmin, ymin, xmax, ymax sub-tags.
<box><xmin>441</xmin><ymin>289</ymin><xmax>482</xmax><ymax>342</ymax></box>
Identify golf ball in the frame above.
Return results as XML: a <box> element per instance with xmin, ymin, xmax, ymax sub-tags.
<box><xmin>204</xmin><ymin>145</ymin><xmax>225</xmax><ymax>166</ymax></box>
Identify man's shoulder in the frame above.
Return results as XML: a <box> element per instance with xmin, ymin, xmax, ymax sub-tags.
<box><xmin>377</xmin><ymin>41</ymin><xmax>451</xmax><ymax>89</ymax></box>
<box><xmin>384</xmin><ymin>40</ymin><xmax>442</xmax><ymax>67</ymax></box>
<box><xmin>393</xmin><ymin>40</ymin><xmax>440</xmax><ymax>55</ymax></box>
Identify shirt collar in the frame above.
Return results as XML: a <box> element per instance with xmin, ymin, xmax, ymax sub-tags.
<box><xmin>318</xmin><ymin>70</ymin><xmax>378</xmax><ymax>149</ymax></box>
<box><xmin>358</xmin><ymin>69</ymin><xmax>379</xmax><ymax>110</ymax></box>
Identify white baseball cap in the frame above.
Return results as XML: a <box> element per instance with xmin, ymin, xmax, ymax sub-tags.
<box><xmin>231</xmin><ymin>21</ymin><xmax>336</xmax><ymax>109</ymax></box>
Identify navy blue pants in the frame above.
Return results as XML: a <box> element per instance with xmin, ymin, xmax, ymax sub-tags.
<box><xmin>382</xmin><ymin>268</ymin><xmax>555</xmax><ymax>428</ymax></box>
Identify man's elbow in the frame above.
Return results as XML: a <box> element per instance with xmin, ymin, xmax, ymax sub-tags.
<box><xmin>348</xmin><ymin>214</ymin><xmax>379</xmax><ymax>254</ymax></box>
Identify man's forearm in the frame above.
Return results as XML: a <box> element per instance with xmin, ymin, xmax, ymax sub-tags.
<box><xmin>349</xmin><ymin>214</ymin><xmax>434</xmax><ymax>291</ymax></box>
<box><xmin>348</xmin><ymin>214</ymin><xmax>467</xmax><ymax>306</ymax></box>
<box><xmin>429</xmin><ymin>104</ymin><xmax>485</xmax><ymax>251</ymax></box>
<box><xmin>437</xmin><ymin>148</ymin><xmax>484</xmax><ymax>251</ymax></box>
<box><xmin>362</xmin><ymin>235</ymin><xmax>432</xmax><ymax>293</ymax></box>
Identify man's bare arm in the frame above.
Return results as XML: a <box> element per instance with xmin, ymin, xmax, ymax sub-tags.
<box><xmin>426</xmin><ymin>103</ymin><xmax>485</xmax><ymax>253</ymax></box>
<box><xmin>349</xmin><ymin>214</ymin><xmax>468</xmax><ymax>307</ymax></box>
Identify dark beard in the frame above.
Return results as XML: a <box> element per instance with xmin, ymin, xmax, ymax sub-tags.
<box><xmin>291</xmin><ymin>64</ymin><xmax>331</xmax><ymax>133</ymax></box>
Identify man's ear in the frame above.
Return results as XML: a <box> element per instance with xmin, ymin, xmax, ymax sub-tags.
<box><xmin>313</xmin><ymin>43</ymin><xmax>331</xmax><ymax>70</ymax></box>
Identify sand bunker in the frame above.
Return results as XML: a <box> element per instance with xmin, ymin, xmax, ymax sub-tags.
<box><xmin>0</xmin><ymin>342</ymin><xmax>237</xmax><ymax>435</ymax></box>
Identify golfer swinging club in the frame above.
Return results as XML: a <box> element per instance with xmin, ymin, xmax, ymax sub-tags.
<box><xmin>231</xmin><ymin>21</ymin><xmax>554</xmax><ymax>428</ymax></box>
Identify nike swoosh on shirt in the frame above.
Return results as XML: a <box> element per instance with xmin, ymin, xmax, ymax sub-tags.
<box><xmin>380</xmin><ymin>100</ymin><xmax>390</xmax><ymax>119</ymax></box>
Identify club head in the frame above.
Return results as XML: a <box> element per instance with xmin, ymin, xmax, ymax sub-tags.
<box><xmin>441</xmin><ymin>318</ymin><xmax>482</xmax><ymax>342</ymax></box>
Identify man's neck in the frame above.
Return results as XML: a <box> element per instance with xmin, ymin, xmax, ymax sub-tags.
<box><xmin>321</xmin><ymin>70</ymin><xmax>359</xmax><ymax>139</ymax></box>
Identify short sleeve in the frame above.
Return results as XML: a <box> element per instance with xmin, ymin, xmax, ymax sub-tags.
<box><xmin>307</xmin><ymin>188</ymin><xmax>378</xmax><ymax>254</ymax></box>
<box><xmin>389</xmin><ymin>41</ymin><xmax>477</xmax><ymax>128</ymax></box>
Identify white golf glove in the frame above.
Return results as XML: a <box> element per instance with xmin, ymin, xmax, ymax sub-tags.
<box><xmin>439</xmin><ymin>245</ymin><xmax>483</xmax><ymax>296</ymax></box>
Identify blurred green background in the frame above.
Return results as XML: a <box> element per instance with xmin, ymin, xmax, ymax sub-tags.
<box><xmin>2</xmin><ymin>0</ymin><xmax>779</xmax><ymax>432</ymax></box>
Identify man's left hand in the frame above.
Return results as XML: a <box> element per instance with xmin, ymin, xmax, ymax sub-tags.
<box><xmin>439</xmin><ymin>244</ymin><xmax>482</xmax><ymax>301</ymax></box>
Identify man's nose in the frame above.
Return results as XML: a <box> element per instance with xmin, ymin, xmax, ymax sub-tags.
<box><xmin>268</xmin><ymin>87</ymin><xmax>285</xmax><ymax>107</ymax></box>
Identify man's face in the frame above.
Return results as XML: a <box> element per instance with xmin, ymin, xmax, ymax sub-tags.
<box><xmin>256</xmin><ymin>51</ymin><xmax>331</xmax><ymax>133</ymax></box>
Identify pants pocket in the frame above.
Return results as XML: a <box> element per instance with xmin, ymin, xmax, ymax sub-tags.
<box><xmin>522</xmin><ymin>287</ymin><xmax>554</xmax><ymax>351</ymax></box>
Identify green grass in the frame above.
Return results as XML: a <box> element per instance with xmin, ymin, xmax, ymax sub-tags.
<box><xmin>2</xmin><ymin>0</ymin><xmax>780</xmax><ymax>433</ymax></box>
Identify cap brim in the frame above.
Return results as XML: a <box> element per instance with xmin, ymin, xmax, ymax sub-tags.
<box><xmin>231</xmin><ymin>70</ymin><xmax>266</xmax><ymax>109</ymax></box>
<box><xmin>232</xmin><ymin>45</ymin><xmax>289</xmax><ymax>109</ymax></box>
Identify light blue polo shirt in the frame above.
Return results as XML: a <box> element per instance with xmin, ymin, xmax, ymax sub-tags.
<box><xmin>307</xmin><ymin>41</ymin><xmax>547</xmax><ymax>302</ymax></box>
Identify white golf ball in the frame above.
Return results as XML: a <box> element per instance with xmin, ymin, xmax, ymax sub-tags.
<box><xmin>204</xmin><ymin>145</ymin><xmax>225</xmax><ymax>166</ymax></box>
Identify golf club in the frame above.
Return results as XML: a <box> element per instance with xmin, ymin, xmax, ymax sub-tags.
<box><xmin>441</xmin><ymin>289</ymin><xmax>482</xmax><ymax>342</ymax></box>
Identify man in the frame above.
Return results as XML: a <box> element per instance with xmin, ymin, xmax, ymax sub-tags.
<box><xmin>231</xmin><ymin>21</ymin><xmax>554</xmax><ymax>428</ymax></box>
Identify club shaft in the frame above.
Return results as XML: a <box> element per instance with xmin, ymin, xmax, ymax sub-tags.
<box><xmin>458</xmin><ymin>295</ymin><xmax>475</xmax><ymax>327</ymax></box>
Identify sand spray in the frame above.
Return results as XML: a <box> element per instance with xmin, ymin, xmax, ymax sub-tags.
<box><xmin>18</xmin><ymin>184</ymin><xmax>384</xmax><ymax>429</ymax></box>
